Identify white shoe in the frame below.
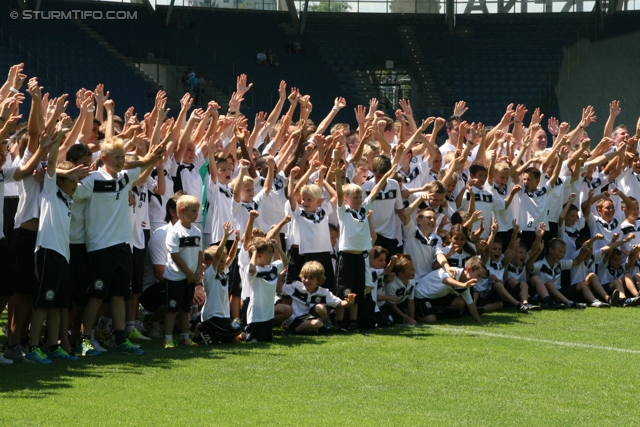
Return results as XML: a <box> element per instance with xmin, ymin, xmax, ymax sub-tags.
<box><xmin>91</xmin><ymin>338</ymin><xmax>108</xmax><ymax>352</ymax></box>
<box><xmin>135</xmin><ymin>320</ymin><xmax>147</xmax><ymax>334</ymax></box>
<box><xmin>0</xmin><ymin>354</ymin><xmax>13</xmax><ymax>364</ymax></box>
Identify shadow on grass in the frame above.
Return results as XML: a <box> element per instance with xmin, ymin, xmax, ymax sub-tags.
<box><xmin>0</xmin><ymin>341</ymin><xmax>226</xmax><ymax>396</ymax></box>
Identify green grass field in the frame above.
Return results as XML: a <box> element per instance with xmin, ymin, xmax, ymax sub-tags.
<box><xmin>2</xmin><ymin>309</ymin><xmax>640</xmax><ymax>426</ymax></box>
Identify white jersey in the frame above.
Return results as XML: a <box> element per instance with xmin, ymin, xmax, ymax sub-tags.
<box><xmin>337</xmin><ymin>198</ymin><xmax>373</xmax><ymax>252</ymax></box>
<box><xmin>169</xmin><ymin>149</ymin><xmax>206</xmax><ymax>223</ymax></box>
<box><xmin>35</xmin><ymin>173</ymin><xmax>73</xmax><ymax>261</ymax></box>
<box><xmin>142</xmin><ymin>223</ymin><xmax>170</xmax><ymax>290</ymax></box>
<box><xmin>281</xmin><ymin>281</ymin><xmax>342</xmax><ymax>325</ymax></box>
<box><xmin>294</xmin><ymin>201</ymin><xmax>333</xmax><ymax>254</ymax></box>
<box><xmin>415</xmin><ymin>267</ymin><xmax>473</xmax><ymax>305</ymax></box>
<box><xmin>14</xmin><ymin>149</ymin><xmax>43</xmax><ymax>227</ymax></box>
<box><xmin>253</xmin><ymin>172</ymin><xmax>288</xmax><ymax>230</ymax></box>
<box><xmin>598</xmin><ymin>262</ymin><xmax>625</xmax><ymax>285</ymax></box>
<box><xmin>0</xmin><ymin>166</ymin><xmax>18</xmax><ymax>240</ymax></box>
<box><xmin>384</xmin><ymin>276</ymin><xmax>415</xmax><ymax>305</ymax></box>
<box><xmin>163</xmin><ymin>221</ymin><xmax>202</xmax><ymax>282</ymax></box>
<box><xmin>559</xmin><ymin>217</ymin><xmax>585</xmax><ymax>259</ymax></box>
<box><xmin>516</xmin><ymin>183</ymin><xmax>552</xmax><ymax>232</ymax></box>
<box><xmin>129</xmin><ymin>183</ymin><xmax>147</xmax><ymax>250</ymax></box>
<box><xmin>74</xmin><ymin>167</ymin><xmax>141</xmax><ymax>252</ymax></box>
<box><xmin>491</xmin><ymin>180</ymin><xmax>514</xmax><ymax>232</ymax></box>
<box><xmin>460</xmin><ymin>183</ymin><xmax>506</xmax><ymax>239</ymax></box>
<box><xmin>361</xmin><ymin>179</ymin><xmax>403</xmax><ymax>239</ymax></box>
<box><xmin>587</xmin><ymin>214</ymin><xmax>622</xmax><ymax>252</ymax></box>
<box><xmin>569</xmin><ymin>249</ymin><xmax>604</xmax><ymax>286</ymax></box>
<box><xmin>530</xmin><ymin>258</ymin><xmax>573</xmax><ymax>289</ymax></box>
<box><xmin>204</xmin><ymin>176</ymin><xmax>234</xmax><ymax>243</ymax></box>
<box><xmin>403</xmin><ymin>221</ymin><xmax>442</xmax><ymax>279</ymax></box>
<box><xmin>148</xmin><ymin>165</ymin><xmax>174</xmax><ymax>231</ymax></box>
<box><xmin>202</xmin><ymin>265</ymin><xmax>231</xmax><ymax>320</ymax></box>
<box><xmin>247</xmin><ymin>260</ymin><xmax>284</xmax><ymax>323</ymax></box>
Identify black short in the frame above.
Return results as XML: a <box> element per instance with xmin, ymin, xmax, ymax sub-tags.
<box><xmin>337</xmin><ymin>251</ymin><xmax>367</xmax><ymax>303</ymax></box>
<box><xmin>375</xmin><ymin>234</ymin><xmax>402</xmax><ymax>257</ymax></box>
<box><xmin>429</xmin><ymin>294</ymin><xmax>458</xmax><ymax>307</ymax></box>
<box><xmin>200</xmin><ymin>316</ymin><xmax>242</xmax><ymax>340</ymax></box>
<box><xmin>415</xmin><ymin>298</ymin><xmax>436</xmax><ymax>318</ymax></box>
<box><xmin>87</xmin><ymin>243</ymin><xmax>132</xmax><ymax>300</ymax></box>
<box><xmin>0</xmin><ymin>238</ymin><xmax>13</xmax><ymax>296</ymax></box>
<box><xmin>242</xmin><ymin>320</ymin><xmax>273</xmax><ymax>342</ymax></box>
<box><xmin>130</xmin><ymin>246</ymin><xmax>146</xmax><ymax>294</ymax></box>
<box><xmin>139</xmin><ymin>282</ymin><xmax>165</xmax><ymax>312</ymax></box>
<box><xmin>69</xmin><ymin>244</ymin><xmax>90</xmax><ymax>307</ymax></box>
<box><xmin>358</xmin><ymin>293</ymin><xmax>378</xmax><ymax>329</ymax></box>
<box><xmin>3</xmin><ymin>196</ymin><xmax>18</xmax><ymax>247</ymax></box>
<box><xmin>33</xmin><ymin>248</ymin><xmax>70</xmax><ymax>309</ymax></box>
<box><xmin>287</xmin><ymin>314</ymin><xmax>319</xmax><ymax>332</ymax></box>
<box><xmin>14</xmin><ymin>228</ymin><xmax>38</xmax><ymax>295</ymax></box>
<box><xmin>285</xmin><ymin>246</ymin><xmax>304</xmax><ymax>284</ymax></box>
<box><xmin>503</xmin><ymin>280</ymin><xmax>525</xmax><ymax>300</ymax></box>
<box><xmin>213</xmin><ymin>239</ymin><xmax>241</xmax><ymax>297</ymax></box>
<box><xmin>302</xmin><ymin>251</ymin><xmax>336</xmax><ymax>294</ymax></box>
<box><xmin>474</xmin><ymin>289</ymin><xmax>502</xmax><ymax>306</ymax></box>
<box><xmin>561</xmin><ymin>284</ymin><xmax>582</xmax><ymax>302</ymax></box>
<box><xmin>165</xmin><ymin>279</ymin><xmax>195</xmax><ymax>313</ymax></box>
<box><xmin>380</xmin><ymin>300</ymin><xmax>409</xmax><ymax>324</ymax></box>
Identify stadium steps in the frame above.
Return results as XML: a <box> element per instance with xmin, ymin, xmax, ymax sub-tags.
<box><xmin>397</xmin><ymin>25</ymin><xmax>445</xmax><ymax>111</ymax></box>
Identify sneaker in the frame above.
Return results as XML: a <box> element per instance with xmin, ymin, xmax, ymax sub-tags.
<box><xmin>77</xmin><ymin>339</ymin><xmax>102</xmax><ymax>356</ymax></box>
<box><xmin>149</xmin><ymin>322</ymin><xmax>165</xmax><ymax>339</ymax></box>
<box><xmin>135</xmin><ymin>320</ymin><xmax>147</xmax><ymax>334</ymax></box>
<box><xmin>0</xmin><ymin>354</ymin><xmax>13</xmax><ymax>365</ymax></box>
<box><xmin>568</xmin><ymin>301</ymin><xmax>587</xmax><ymax>309</ymax></box>
<box><xmin>590</xmin><ymin>300</ymin><xmax>610</xmax><ymax>308</ymax></box>
<box><xmin>517</xmin><ymin>303</ymin><xmax>530</xmax><ymax>314</ymax></box>
<box><xmin>622</xmin><ymin>295</ymin><xmax>640</xmax><ymax>307</ymax></box>
<box><xmin>46</xmin><ymin>346</ymin><xmax>79</xmax><ymax>361</ymax></box>
<box><xmin>114</xmin><ymin>339</ymin><xmax>145</xmax><ymax>354</ymax></box>
<box><xmin>610</xmin><ymin>290</ymin><xmax>621</xmax><ymax>307</ymax></box>
<box><xmin>542</xmin><ymin>299</ymin><xmax>565</xmax><ymax>310</ymax></box>
<box><xmin>163</xmin><ymin>339</ymin><xmax>178</xmax><ymax>349</ymax></box>
<box><xmin>25</xmin><ymin>347</ymin><xmax>52</xmax><ymax>365</ymax></box>
<box><xmin>180</xmin><ymin>338</ymin><xmax>199</xmax><ymax>347</ymax></box>
<box><xmin>91</xmin><ymin>338</ymin><xmax>108</xmax><ymax>352</ymax></box>
<box><xmin>4</xmin><ymin>344</ymin><xmax>25</xmax><ymax>360</ymax></box>
<box><xmin>128</xmin><ymin>328</ymin><xmax>151</xmax><ymax>341</ymax></box>
<box><xmin>347</xmin><ymin>322</ymin><xmax>360</xmax><ymax>333</ymax></box>
<box><xmin>193</xmin><ymin>329</ymin><xmax>214</xmax><ymax>345</ymax></box>
<box><xmin>525</xmin><ymin>303</ymin><xmax>542</xmax><ymax>311</ymax></box>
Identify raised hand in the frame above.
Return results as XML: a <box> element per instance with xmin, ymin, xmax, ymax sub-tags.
<box><xmin>531</xmin><ymin>108</ymin><xmax>544</xmax><ymax>126</ymax></box>
<box><xmin>453</xmin><ymin>100</ymin><xmax>468</xmax><ymax>117</ymax></box>
<box><xmin>278</xmin><ymin>80</ymin><xmax>287</xmax><ymax>101</ymax></box>
<box><xmin>399</xmin><ymin>99</ymin><xmax>413</xmax><ymax>117</ymax></box>
<box><xmin>94</xmin><ymin>83</ymin><xmax>109</xmax><ymax>105</ymax></box>
<box><xmin>354</xmin><ymin>105</ymin><xmax>366</xmax><ymax>125</ymax></box>
<box><xmin>334</xmin><ymin>96</ymin><xmax>346</xmax><ymax>110</ymax></box>
<box><xmin>580</xmin><ymin>105</ymin><xmax>596</xmax><ymax>128</ymax></box>
<box><xmin>547</xmin><ymin>117</ymin><xmax>559</xmax><ymax>136</ymax></box>
<box><xmin>236</xmin><ymin>74</ymin><xmax>253</xmax><ymax>96</ymax></box>
<box><xmin>609</xmin><ymin>100</ymin><xmax>621</xmax><ymax>118</ymax></box>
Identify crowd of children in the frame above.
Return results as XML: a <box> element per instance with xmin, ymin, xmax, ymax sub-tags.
<box><xmin>1</xmin><ymin>64</ymin><xmax>640</xmax><ymax>365</ymax></box>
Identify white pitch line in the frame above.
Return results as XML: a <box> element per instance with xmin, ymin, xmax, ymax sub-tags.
<box><xmin>429</xmin><ymin>326</ymin><xmax>640</xmax><ymax>354</ymax></box>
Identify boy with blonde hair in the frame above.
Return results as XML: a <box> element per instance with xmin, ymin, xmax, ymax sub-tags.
<box><xmin>73</xmin><ymin>136</ymin><xmax>163</xmax><ymax>355</ymax></box>
<box><xmin>163</xmin><ymin>194</ymin><xmax>203</xmax><ymax>348</ymax></box>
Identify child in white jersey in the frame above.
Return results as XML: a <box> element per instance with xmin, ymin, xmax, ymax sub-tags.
<box><xmin>281</xmin><ymin>261</ymin><xmax>355</xmax><ymax>335</ymax></box>
<box><xmin>196</xmin><ymin>222</ymin><xmax>242</xmax><ymax>344</ymax></box>
<box><xmin>163</xmin><ymin>195</ymin><xmax>203</xmax><ymax>349</ymax></box>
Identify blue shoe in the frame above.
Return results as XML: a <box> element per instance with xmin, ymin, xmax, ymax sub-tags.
<box><xmin>47</xmin><ymin>346</ymin><xmax>79</xmax><ymax>361</ymax></box>
<box><xmin>113</xmin><ymin>339</ymin><xmax>145</xmax><ymax>355</ymax></box>
<box><xmin>25</xmin><ymin>347</ymin><xmax>52</xmax><ymax>365</ymax></box>
<box><xmin>76</xmin><ymin>339</ymin><xmax>102</xmax><ymax>356</ymax></box>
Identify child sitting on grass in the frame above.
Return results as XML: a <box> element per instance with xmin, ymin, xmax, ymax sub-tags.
<box><xmin>281</xmin><ymin>261</ymin><xmax>355</xmax><ymax>335</ymax></box>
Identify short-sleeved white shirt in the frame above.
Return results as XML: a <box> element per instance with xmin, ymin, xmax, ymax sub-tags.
<box><xmin>384</xmin><ymin>276</ymin><xmax>415</xmax><ymax>305</ymax></box>
<box><xmin>337</xmin><ymin>197</ymin><xmax>373</xmax><ymax>252</ymax></box>
<box><xmin>281</xmin><ymin>281</ymin><xmax>341</xmax><ymax>325</ymax></box>
<box><xmin>142</xmin><ymin>223</ymin><xmax>170</xmax><ymax>290</ymax></box>
<box><xmin>415</xmin><ymin>267</ymin><xmax>473</xmax><ymax>305</ymax></box>
<box><xmin>530</xmin><ymin>258</ymin><xmax>573</xmax><ymax>289</ymax></box>
<box><xmin>0</xmin><ymin>166</ymin><xmax>18</xmax><ymax>240</ymax></box>
<box><xmin>403</xmin><ymin>221</ymin><xmax>442</xmax><ymax>279</ymax></box>
<box><xmin>35</xmin><ymin>173</ymin><xmax>73</xmax><ymax>261</ymax></box>
<box><xmin>247</xmin><ymin>260</ymin><xmax>284</xmax><ymax>323</ymax></box>
<box><xmin>163</xmin><ymin>221</ymin><xmax>202</xmax><ymax>282</ymax></box>
<box><xmin>202</xmin><ymin>265</ymin><xmax>231</xmax><ymax>320</ymax></box>
<box><xmin>295</xmin><ymin>201</ymin><xmax>333</xmax><ymax>254</ymax></box>
<box><xmin>361</xmin><ymin>179</ymin><xmax>404</xmax><ymax>239</ymax></box>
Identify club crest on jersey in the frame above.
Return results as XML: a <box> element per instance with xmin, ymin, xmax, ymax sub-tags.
<box><xmin>314</xmin><ymin>296</ymin><xmax>323</xmax><ymax>304</ymax></box>
<box><xmin>343</xmin><ymin>288</ymin><xmax>352</xmax><ymax>297</ymax></box>
<box><xmin>169</xmin><ymin>300</ymin><xmax>177</xmax><ymax>308</ymax></box>
<box><xmin>94</xmin><ymin>280</ymin><xmax>104</xmax><ymax>290</ymax></box>
<box><xmin>45</xmin><ymin>290</ymin><xmax>55</xmax><ymax>301</ymax></box>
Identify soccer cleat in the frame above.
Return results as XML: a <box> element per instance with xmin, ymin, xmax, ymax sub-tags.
<box><xmin>0</xmin><ymin>353</ymin><xmax>13</xmax><ymax>365</ymax></box>
<box><xmin>525</xmin><ymin>303</ymin><xmax>542</xmax><ymax>311</ymax></box>
<box><xmin>25</xmin><ymin>347</ymin><xmax>52</xmax><ymax>365</ymax></box>
<box><xmin>610</xmin><ymin>290</ymin><xmax>621</xmax><ymax>307</ymax></box>
<box><xmin>46</xmin><ymin>346</ymin><xmax>79</xmax><ymax>361</ymax></box>
<box><xmin>135</xmin><ymin>320</ymin><xmax>147</xmax><ymax>334</ymax></box>
<box><xmin>114</xmin><ymin>339</ymin><xmax>145</xmax><ymax>355</ymax></box>
<box><xmin>78</xmin><ymin>339</ymin><xmax>102</xmax><ymax>356</ymax></box>
<box><xmin>347</xmin><ymin>322</ymin><xmax>361</xmax><ymax>333</ymax></box>
<box><xmin>128</xmin><ymin>328</ymin><xmax>151</xmax><ymax>341</ymax></box>
<box><xmin>590</xmin><ymin>300</ymin><xmax>610</xmax><ymax>308</ymax></box>
<box><xmin>567</xmin><ymin>301</ymin><xmax>587</xmax><ymax>309</ymax></box>
<box><xmin>91</xmin><ymin>338</ymin><xmax>108</xmax><ymax>352</ymax></box>
<box><xmin>517</xmin><ymin>303</ymin><xmax>530</xmax><ymax>314</ymax></box>
<box><xmin>163</xmin><ymin>339</ymin><xmax>178</xmax><ymax>349</ymax></box>
<box><xmin>180</xmin><ymin>338</ymin><xmax>199</xmax><ymax>347</ymax></box>
<box><xmin>622</xmin><ymin>295</ymin><xmax>640</xmax><ymax>307</ymax></box>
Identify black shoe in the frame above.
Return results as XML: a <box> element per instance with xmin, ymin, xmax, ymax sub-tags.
<box><xmin>526</xmin><ymin>303</ymin><xmax>541</xmax><ymax>311</ymax></box>
<box><xmin>335</xmin><ymin>322</ymin><xmax>348</xmax><ymax>333</ymax></box>
<box><xmin>542</xmin><ymin>299</ymin><xmax>565</xmax><ymax>310</ymax></box>
<box><xmin>610</xmin><ymin>290</ymin><xmax>620</xmax><ymax>307</ymax></box>
<box><xmin>623</xmin><ymin>295</ymin><xmax>640</xmax><ymax>307</ymax></box>
<box><xmin>347</xmin><ymin>322</ymin><xmax>360</xmax><ymax>333</ymax></box>
<box><xmin>568</xmin><ymin>301</ymin><xmax>587</xmax><ymax>309</ymax></box>
<box><xmin>476</xmin><ymin>307</ymin><xmax>486</xmax><ymax>315</ymax></box>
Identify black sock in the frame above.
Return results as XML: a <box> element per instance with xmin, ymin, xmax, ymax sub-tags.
<box><xmin>543</xmin><ymin>296</ymin><xmax>551</xmax><ymax>303</ymax></box>
<box><xmin>114</xmin><ymin>330</ymin><xmax>126</xmax><ymax>345</ymax></box>
<box><xmin>49</xmin><ymin>345</ymin><xmax>58</xmax><ymax>353</ymax></box>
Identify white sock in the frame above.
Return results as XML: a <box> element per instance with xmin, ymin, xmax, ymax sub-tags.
<box><xmin>165</xmin><ymin>335</ymin><xmax>173</xmax><ymax>342</ymax></box>
<box><xmin>181</xmin><ymin>333</ymin><xmax>190</xmax><ymax>340</ymax></box>
<box><xmin>125</xmin><ymin>321</ymin><xmax>135</xmax><ymax>334</ymax></box>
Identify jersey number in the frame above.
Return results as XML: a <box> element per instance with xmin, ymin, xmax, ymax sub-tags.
<box><xmin>527</xmin><ymin>221</ymin><xmax>533</xmax><ymax>227</ymax></box>
<box><xmin>115</xmin><ymin>192</ymin><xmax>120</xmax><ymax>200</ymax></box>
